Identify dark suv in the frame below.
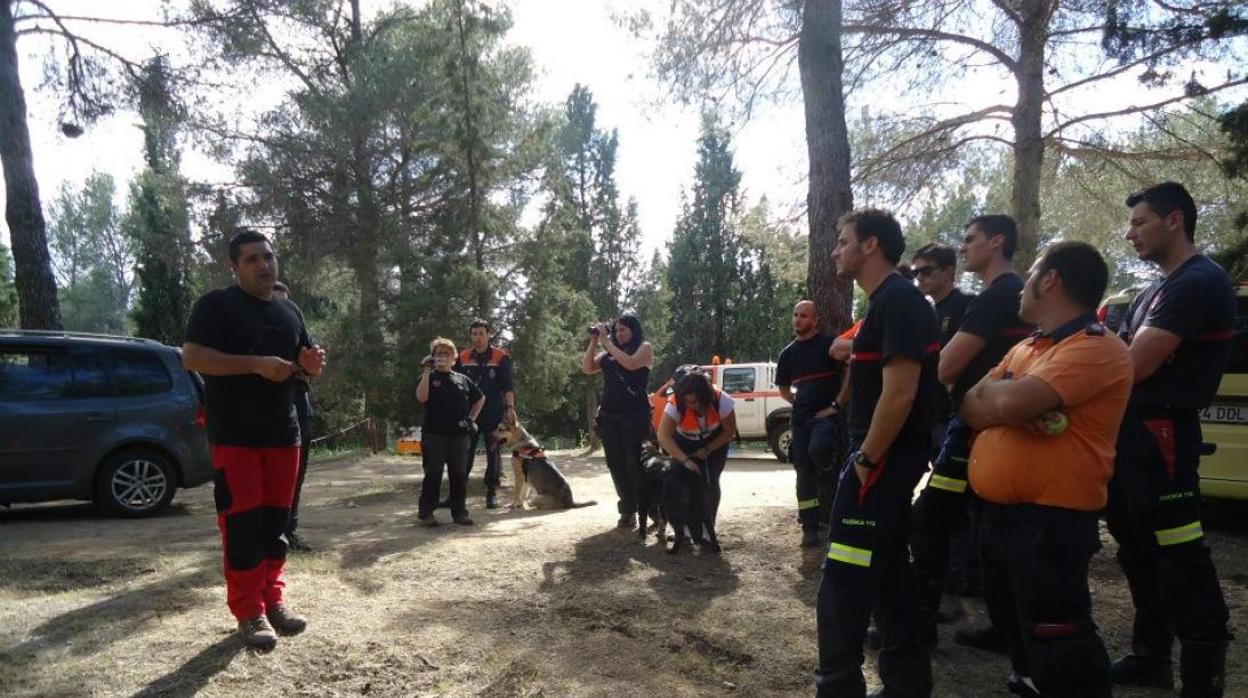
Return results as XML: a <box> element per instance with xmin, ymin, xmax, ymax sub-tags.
<box><xmin>0</xmin><ymin>330</ymin><xmax>212</xmax><ymax>517</ymax></box>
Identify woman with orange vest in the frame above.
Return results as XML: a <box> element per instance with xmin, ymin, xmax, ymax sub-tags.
<box><xmin>656</xmin><ymin>367</ymin><xmax>738</xmax><ymax>527</ymax></box>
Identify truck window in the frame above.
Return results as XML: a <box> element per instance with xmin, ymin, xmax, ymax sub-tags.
<box><xmin>721</xmin><ymin>367</ymin><xmax>755</xmax><ymax>394</ymax></box>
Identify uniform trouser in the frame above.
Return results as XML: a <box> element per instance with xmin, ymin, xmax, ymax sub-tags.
<box><xmin>980</xmin><ymin>502</ymin><xmax>1110</xmax><ymax>697</ymax></box>
<box><xmin>420</xmin><ymin>432</ymin><xmax>470</xmax><ymax>519</ymax></box>
<box><xmin>467</xmin><ymin>409</ymin><xmax>503</xmax><ymax>493</ymax></box>
<box><xmin>286</xmin><ymin>413</ymin><xmax>312</xmax><ymax>535</ymax></box>
<box><xmin>790</xmin><ymin>414</ymin><xmax>845</xmax><ymax>533</ymax></box>
<box><xmin>1106</xmin><ymin>409</ymin><xmax>1231</xmax><ymax>662</ymax></box>
<box><xmin>597</xmin><ymin>411</ymin><xmax>649</xmax><ymax>517</ymax></box>
<box><xmin>910</xmin><ymin>416</ymin><xmax>975</xmax><ymax>627</ymax></box>
<box><xmin>211</xmin><ymin>444</ymin><xmax>300</xmax><ymax>621</ymax></box>
<box><xmin>672</xmin><ymin>431</ymin><xmax>728</xmax><ymax>525</ymax></box>
<box><xmin>816</xmin><ymin>445</ymin><xmax>932</xmax><ymax>698</ymax></box>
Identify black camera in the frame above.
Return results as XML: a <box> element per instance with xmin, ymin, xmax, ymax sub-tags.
<box><xmin>421</xmin><ymin>355</ymin><xmax>435</xmax><ymax>368</ymax></box>
<box><xmin>588</xmin><ymin>324</ymin><xmax>601</xmax><ymax>337</ymax></box>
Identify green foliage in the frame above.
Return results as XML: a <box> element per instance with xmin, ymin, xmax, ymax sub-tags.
<box><xmin>127</xmin><ymin>57</ymin><xmax>196</xmax><ymax>346</ymax></box>
<box><xmin>0</xmin><ymin>244</ymin><xmax>17</xmax><ymax>328</ymax></box>
<box><xmin>45</xmin><ymin>171</ymin><xmax>134</xmax><ymax>333</ymax></box>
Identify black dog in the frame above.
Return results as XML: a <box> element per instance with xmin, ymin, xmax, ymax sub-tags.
<box><xmin>638</xmin><ymin>444</ymin><xmax>669</xmax><ymax>544</ymax></box>
<box><xmin>640</xmin><ymin>445</ymin><xmax>720</xmax><ymax>554</ymax></box>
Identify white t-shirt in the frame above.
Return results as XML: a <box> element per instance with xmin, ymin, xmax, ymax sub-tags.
<box><xmin>664</xmin><ymin>392</ymin><xmax>735</xmax><ymax>436</ymax></box>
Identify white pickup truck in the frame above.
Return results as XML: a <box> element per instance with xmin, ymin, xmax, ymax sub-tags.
<box><xmin>648</xmin><ymin>361</ymin><xmax>794</xmax><ymax>461</ymax></box>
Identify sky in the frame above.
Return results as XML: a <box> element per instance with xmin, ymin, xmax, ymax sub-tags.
<box><xmin>3</xmin><ymin>0</ymin><xmax>1245</xmax><ymax>259</ymax></box>
<box><xmin>3</xmin><ymin>0</ymin><xmax>810</xmax><ymax>258</ymax></box>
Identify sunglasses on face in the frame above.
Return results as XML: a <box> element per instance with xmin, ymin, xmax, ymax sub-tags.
<box><xmin>914</xmin><ymin>266</ymin><xmax>938</xmax><ymax>277</ymax></box>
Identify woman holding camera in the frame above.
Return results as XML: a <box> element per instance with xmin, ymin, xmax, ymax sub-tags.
<box><xmin>657</xmin><ymin>368</ymin><xmax>736</xmax><ymax>528</ymax></box>
<box><xmin>581</xmin><ymin>314</ymin><xmax>654</xmax><ymax>530</ymax></box>
<box><xmin>416</xmin><ymin>337</ymin><xmax>484</xmax><ymax>526</ymax></box>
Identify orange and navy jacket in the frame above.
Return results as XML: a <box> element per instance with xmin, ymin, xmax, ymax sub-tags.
<box><xmin>666</xmin><ymin>386</ymin><xmax>725</xmax><ymax>439</ymax></box>
<box><xmin>455</xmin><ymin>346</ymin><xmax>514</xmax><ymax>412</ymax></box>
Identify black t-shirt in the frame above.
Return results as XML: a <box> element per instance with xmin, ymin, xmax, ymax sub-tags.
<box><xmin>422</xmin><ymin>370</ymin><xmax>484</xmax><ymax>436</ymax></box>
<box><xmin>932</xmin><ymin>287</ymin><xmax>974</xmax><ymax>422</ymax></box>
<box><xmin>598</xmin><ymin>351</ymin><xmax>651</xmax><ymax>415</ymax></box>
<box><xmin>935</xmin><ymin>288</ymin><xmax>974</xmax><ymax>347</ymax></box>
<box><xmin>775</xmin><ymin>332</ymin><xmax>844</xmax><ymax>421</ymax></box>
<box><xmin>951</xmin><ymin>273</ymin><xmax>1033</xmax><ymax>406</ymax></box>
<box><xmin>849</xmin><ymin>274</ymin><xmax>941</xmax><ymax>450</ymax></box>
<box><xmin>1120</xmin><ymin>255</ymin><xmax>1236</xmax><ymax>410</ymax></box>
<box><xmin>184</xmin><ymin>285</ymin><xmax>312</xmax><ymax>448</ymax></box>
<box><xmin>455</xmin><ymin>346</ymin><xmax>514</xmax><ymax>417</ymax></box>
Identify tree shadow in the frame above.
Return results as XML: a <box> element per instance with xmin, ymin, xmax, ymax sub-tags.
<box><xmin>130</xmin><ymin>635</ymin><xmax>243</xmax><ymax>698</ymax></box>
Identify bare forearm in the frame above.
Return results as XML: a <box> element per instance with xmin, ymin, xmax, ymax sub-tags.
<box><xmin>469</xmin><ymin>397</ymin><xmax>485</xmax><ymax>422</ymax></box>
<box><xmin>416</xmin><ymin>371</ymin><xmax>431</xmax><ymax>403</ymax></box>
<box><xmin>779</xmin><ymin>386</ymin><xmax>794</xmax><ymax>405</ymax></box>
<box><xmin>581</xmin><ymin>340</ymin><xmax>599</xmax><ymax>374</ymax></box>
<box><xmin>182</xmin><ymin>343</ymin><xmax>258</xmax><ymax>377</ymax></box>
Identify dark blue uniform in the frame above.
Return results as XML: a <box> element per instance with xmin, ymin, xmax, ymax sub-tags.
<box><xmin>1107</xmin><ymin>254</ymin><xmax>1235</xmax><ymax>693</ymax></box>
<box><xmin>816</xmin><ymin>273</ymin><xmax>939</xmax><ymax>698</ymax></box>
<box><xmin>456</xmin><ymin>346</ymin><xmax>514</xmax><ymax>497</ymax></box>
<box><xmin>910</xmin><ymin>272</ymin><xmax>1032</xmax><ymax>632</ymax></box>
<box><xmin>776</xmin><ymin>332</ymin><xmax>846</xmax><ymax>533</ymax></box>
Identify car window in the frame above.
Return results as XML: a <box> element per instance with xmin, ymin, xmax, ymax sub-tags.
<box><xmin>721</xmin><ymin>367</ymin><xmax>755</xmax><ymax>394</ymax></box>
<box><xmin>0</xmin><ymin>348</ymin><xmax>109</xmax><ymax>400</ymax></box>
<box><xmin>1226</xmin><ymin>296</ymin><xmax>1247</xmax><ymax>375</ymax></box>
<box><xmin>112</xmin><ymin>350</ymin><xmax>173</xmax><ymax>396</ymax></box>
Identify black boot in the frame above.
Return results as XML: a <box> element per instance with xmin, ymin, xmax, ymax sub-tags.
<box><xmin>1179</xmin><ymin>640</ymin><xmax>1227</xmax><ymax>698</ymax></box>
<box><xmin>485</xmin><ymin>490</ymin><xmax>499</xmax><ymax>509</ymax></box>
<box><xmin>1109</xmin><ymin>653</ymin><xmax>1174</xmax><ymax>689</ymax></box>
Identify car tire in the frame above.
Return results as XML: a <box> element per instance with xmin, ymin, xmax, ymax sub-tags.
<box><xmin>768</xmin><ymin>421</ymin><xmax>792</xmax><ymax>463</ymax></box>
<box><xmin>95</xmin><ymin>449</ymin><xmax>178</xmax><ymax>518</ymax></box>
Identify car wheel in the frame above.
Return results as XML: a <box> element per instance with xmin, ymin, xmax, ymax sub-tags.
<box><xmin>769</xmin><ymin>421</ymin><xmax>792</xmax><ymax>463</ymax></box>
<box><xmin>95</xmin><ymin>449</ymin><xmax>177</xmax><ymax>518</ymax></box>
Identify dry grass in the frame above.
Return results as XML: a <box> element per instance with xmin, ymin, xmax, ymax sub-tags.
<box><xmin>1</xmin><ymin>451</ymin><xmax>1245</xmax><ymax>697</ymax></box>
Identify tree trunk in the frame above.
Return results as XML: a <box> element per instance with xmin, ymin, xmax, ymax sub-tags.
<box><xmin>584</xmin><ymin>379</ymin><xmax>600</xmax><ymax>451</ymax></box>
<box><xmin>1010</xmin><ymin>1</ymin><xmax>1048</xmax><ymax>270</ymax></box>
<box><xmin>799</xmin><ymin>0</ymin><xmax>854</xmax><ymax>334</ymax></box>
<box><xmin>0</xmin><ymin>0</ymin><xmax>62</xmax><ymax>329</ymax></box>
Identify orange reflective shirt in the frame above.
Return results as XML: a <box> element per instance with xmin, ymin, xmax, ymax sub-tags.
<box><xmin>968</xmin><ymin>319</ymin><xmax>1132</xmax><ymax>512</ymax></box>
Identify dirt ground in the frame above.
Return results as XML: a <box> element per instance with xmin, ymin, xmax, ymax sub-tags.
<box><xmin>1</xmin><ymin>450</ymin><xmax>1245</xmax><ymax>698</ymax></box>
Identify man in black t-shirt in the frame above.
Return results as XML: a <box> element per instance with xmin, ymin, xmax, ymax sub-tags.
<box><xmin>454</xmin><ymin>319</ymin><xmax>516</xmax><ymax>510</ymax></box>
<box><xmin>417</xmin><ymin>337</ymin><xmax>485</xmax><ymax>526</ymax></box>
<box><xmin>815</xmin><ymin>208</ymin><xmax>937</xmax><ymax>698</ymax></box>
<box><xmin>183</xmin><ymin>230</ymin><xmax>326</xmax><ymax>651</ymax></box>
<box><xmin>909</xmin><ymin>215</ymin><xmax>1033</xmax><ymax>649</ymax></box>
<box><xmin>1106</xmin><ymin>183</ymin><xmax>1234</xmax><ymax>696</ymax></box>
<box><xmin>776</xmin><ymin>300</ymin><xmax>846</xmax><ymax>548</ymax></box>
<box><xmin>912</xmin><ymin>242</ymin><xmax>973</xmax><ymax>447</ymax></box>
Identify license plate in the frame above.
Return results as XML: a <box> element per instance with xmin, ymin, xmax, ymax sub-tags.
<box><xmin>1200</xmin><ymin>404</ymin><xmax>1248</xmax><ymax>425</ymax></box>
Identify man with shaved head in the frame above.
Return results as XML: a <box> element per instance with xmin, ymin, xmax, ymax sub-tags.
<box><xmin>776</xmin><ymin>299</ymin><xmax>848</xmax><ymax>548</ymax></box>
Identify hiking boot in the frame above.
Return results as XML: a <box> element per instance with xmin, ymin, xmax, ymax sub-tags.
<box><xmin>266</xmin><ymin>604</ymin><xmax>307</xmax><ymax>636</ymax></box>
<box><xmin>486</xmin><ymin>492</ymin><xmax>499</xmax><ymax>509</ymax></box>
<box><xmin>954</xmin><ymin>623</ymin><xmax>1009</xmax><ymax>655</ymax></box>
<box><xmin>1109</xmin><ymin>653</ymin><xmax>1174</xmax><ymax>689</ymax></box>
<box><xmin>800</xmin><ymin>529</ymin><xmax>822</xmax><ymax>548</ymax></box>
<box><xmin>238</xmin><ymin>615</ymin><xmax>278</xmax><ymax>650</ymax></box>
<box><xmin>418</xmin><ymin>514</ymin><xmax>440</xmax><ymax>527</ymax></box>
<box><xmin>453</xmin><ymin>514</ymin><xmax>475</xmax><ymax>526</ymax></box>
<box><xmin>617</xmin><ymin>514</ymin><xmax>637</xmax><ymax>530</ymax></box>
<box><xmin>285</xmin><ymin>531</ymin><xmax>313</xmax><ymax>553</ymax></box>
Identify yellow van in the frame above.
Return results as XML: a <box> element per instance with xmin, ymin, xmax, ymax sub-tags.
<box><xmin>1099</xmin><ymin>282</ymin><xmax>1248</xmax><ymax>500</ymax></box>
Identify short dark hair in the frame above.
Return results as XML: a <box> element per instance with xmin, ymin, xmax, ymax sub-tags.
<box><xmin>912</xmin><ymin>242</ymin><xmax>956</xmax><ymax>270</ymax></box>
<box><xmin>839</xmin><ymin>208</ymin><xmax>905</xmax><ymax>264</ymax></box>
<box><xmin>1036</xmin><ymin>241</ymin><xmax>1109</xmax><ymax>311</ymax></box>
<box><xmin>1126</xmin><ymin>181</ymin><xmax>1197</xmax><ymax>241</ymax></box>
<box><xmin>896</xmin><ymin>262</ymin><xmax>914</xmax><ymax>280</ymax></box>
<box><xmin>966</xmin><ymin>215</ymin><xmax>1018</xmax><ymax>260</ymax></box>
<box><xmin>228</xmin><ymin>229</ymin><xmax>271</xmax><ymax>263</ymax></box>
<box><xmin>272</xmin><ymin>281</ymin><xmax>290</xmax><ymax>295</ymax></box>
<box><xmin>469</xmin><ymin>318</ymin><xmax>490</xmax><ymax>332</ymax></box>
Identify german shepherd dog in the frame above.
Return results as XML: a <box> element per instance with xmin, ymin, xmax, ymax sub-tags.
<box><xmin>641</xmin><ymin>443</ymin><xmax>721</xmax><ymax>554</ymax></box>
<box><xmin>638</xmin><ymin>442</ymin><xmax>669</xmax><ymax>544</ymax></box>
<box><xmin>489</xmin><ymin>421</ymin><xmax>596</xmax><ymax>511</ymax></box>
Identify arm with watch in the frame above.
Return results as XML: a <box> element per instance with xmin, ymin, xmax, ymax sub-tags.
<box><xmin>850</xmin><ymin>356</ymin><xmax>922</xmax><ymax>482</ymax></box>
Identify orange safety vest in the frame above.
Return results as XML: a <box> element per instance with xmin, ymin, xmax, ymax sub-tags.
<box><xmin>458</xmin><ymin>346</ymin><xmax>508</xmax><ymax>367</ymax></box>
<box><xmin>667</xmin><ymin>387</ymin><xmax>723</xmax><ymax>439</ymax></box>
